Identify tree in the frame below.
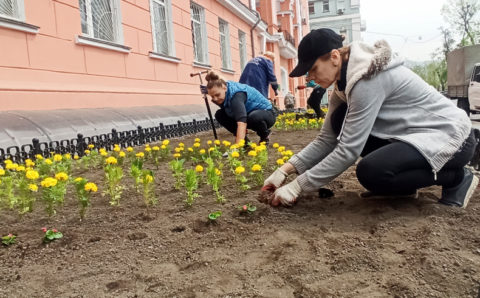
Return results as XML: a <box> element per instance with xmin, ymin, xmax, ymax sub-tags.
<box><xmin>411</xmin><ymin>60</ymin><xmax>447</xmax><ymax>91</ymax></box>
<box><xmin>441</xmin><ymin>0</ymin><xmax>480</xmax><ymax>45</ymax></box>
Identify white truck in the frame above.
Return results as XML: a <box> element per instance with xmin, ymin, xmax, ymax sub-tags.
<box><xmin>446</xmin><ymin>44</ymin><xmax>480</xmax><ymax>115</ymax></box>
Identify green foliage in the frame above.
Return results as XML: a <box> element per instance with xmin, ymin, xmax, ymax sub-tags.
<box><xmin>141</xmin><ymin>170</ymin><xmax>157</xmax><ymax>207</ymax></box>
<box><xmin>208</xmin><ymin>210</ymin><xmax>222</xmax><ymax>221</ymax></box>
<box><xmin>238</xmin><ymin>203</ymin><xmax>257</xmax><ymax>213</ymax></box>
<box><xmin>103</xmin><ymin>164</ymin><xmax>124</xmax><ymax>206</ymax></box>
<box><xmin>411</xmin><ymin>60</ymin><xmax>447</xmax><ymax>91</ymax></box>
<box><xmin>2</xmin><ymin>234</ymin><xmax>16</xmax><ymax>246</ymax></box>
<box><xmin>42</xmin><ymin>228</ymin><xmax>63</xmax><ymax>243</ymax></box>
<box><xmin>184</xmin><ymin>169</ymin><xmax>199</xmax><ymax>206</ymax></box>
<box><xmin>169</xmin><ymin>158</ymin><xmax>185</xmax><ymax>190</ymax></box>
<box><xmin>441</xmin><ymin>0</ymin><xmax>480</xmax><ymax>46</ymax></box>
<box><xmin>130</xmin><ymin>158</ymin><xmax>144</xmax><ymax>192</ymax></box>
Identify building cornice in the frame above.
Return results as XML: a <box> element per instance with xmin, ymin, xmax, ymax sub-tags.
<box><xmin>216</xmin><ymin>0</ymin><xmax>267</xmax><ymax>32</ymax></box>
<box><xmin>309</xmin><ymin>13</ymin><xmax>361</xmax><ymax>23</ymax></box>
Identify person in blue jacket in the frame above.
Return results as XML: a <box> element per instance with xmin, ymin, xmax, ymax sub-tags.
<box><xmin>201</xmin><ymin>71</ymin><xmax>276</xmax><ymax>145</ymax></box>
<box><xmin>239</xmin><ymin>52</ymin><xmax>279</xmax><ymax>99</ymax></box>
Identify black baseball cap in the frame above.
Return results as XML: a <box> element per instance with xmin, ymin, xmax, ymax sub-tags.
<box><xmin>289</xmin><ymin>28</ymin><xmax>344</xmax><ymax>77</ymax></box>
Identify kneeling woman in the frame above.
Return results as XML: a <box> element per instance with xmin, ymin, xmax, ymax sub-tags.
<box><xmin>204</xmin><ymin>71</ymin><xmax>276</xmax><ymax>144</ymax></box>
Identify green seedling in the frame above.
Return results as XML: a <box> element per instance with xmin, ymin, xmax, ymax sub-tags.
<box><xmin>2</xmin><ymin>233</ymin><xmax>16</xmax><ymax>246</ymax></box>
<box><xmin>208</xmin><ymin>211</ymin><xmax>222</xmax><ymax>221</ymax></box>
<box><xmin>238</xmin><ymin>203</ymin><xmax>257</xmax><ymax>213</ymax></box>
<box><xmin>42</xmin><ymin>227</ymin><xmax>63</xmax><ymax>243</ymax></box>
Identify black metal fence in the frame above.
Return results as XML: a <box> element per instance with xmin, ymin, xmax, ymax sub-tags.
<box><xmin>0</xmin><ymin>118</ymin><xmax>221</xmax><ymax>163</ymax></box>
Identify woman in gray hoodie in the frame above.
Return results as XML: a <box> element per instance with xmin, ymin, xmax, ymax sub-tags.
<box><xmin>261</xmin><ymin>28</ymin><xmax>478</xmax><ymax>208</ymax></box>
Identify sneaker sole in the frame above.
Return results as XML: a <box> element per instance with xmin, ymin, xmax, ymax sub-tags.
<box><xmin>461</xmin><ymin>175</ymin><xmax>479</xmax><ymax>209</ymax></box>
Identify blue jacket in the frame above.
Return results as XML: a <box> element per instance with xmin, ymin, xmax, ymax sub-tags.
<box><xmin>223</xmin><ymin>81</ymin><xmax>272</xmax><ymax>118</ymax></box>
<box><xmin>239</xmin><ymin>57</ymin><xmax>277</xmax><ymax>98</ymax></box>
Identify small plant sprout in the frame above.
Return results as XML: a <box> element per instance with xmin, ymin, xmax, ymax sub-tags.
<box><xmin>40</xmin><ymin>177</ymin><xmax>64</xmax><ymax>217</ymax></box>
<box><xmin>205</xmin><ymin>158</ymin><xmax>225</xmax><ymax>203</ymax></box>
<box><xmin>103</xmin><ymin>156</ymin><xmax>124</xmax><ymax>206</ymax></box>
<box><xmin>238</xmin><ymin>203</ymin><xmax>257</xmax><ymax>213</ymax></box>
<box><xmin>208</xmin><ymin>210</ymin><xmax>222</xmax><ymax>222</ymax></box>
<box><xmin>73</xmin><ymin>177</ymin><xmax>97</xmax><ymax>219</ymax></box>
<box><xmin>141</xmin><ymin>170</ymin><xmax>157</xmax><ymax>207</ymax></box>
<box><xmin>2</xmin><ymin>233</ymin><xmax>16</xmax><ymax>246</ymax></box>
<box><xmin>42</xmin><ymin>227</ymin><xmax>63</xmax><ymax>243</ymax></box>
<box><xmin>16</xmin><ymin>169</ymin><xmax>40</xmax><ymax>215</ymax></box>
<box><xmin>169</xmin><ymin>158</ymin><xmax>185</xmax><ymax>190</ymax></box>
<box><xmin>184</xmin><ymin>169</ymin><xmax>200</xmax><ymax>206</ymax></box>
<box><xmin>234</xmin><ymin>165</ymin><xmax>250</xmax><ymax>191</ymax></box>
<box><xmin>130</xmin><ymin>153</ymin><xmax>144</xmax><ymax>192</ymax></box>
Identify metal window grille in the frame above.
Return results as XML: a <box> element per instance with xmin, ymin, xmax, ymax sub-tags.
<box><xmin>308</xmin><ymin>2</ymin><xmax>314</xmax><ymax>14</ymax></box>
<box><xmin>238</xmin><ymin>30</ymin><xmax>247</xmax><ymax>71</ymax></box>
<box><xmin>79</xmin><ymin>0</ymin><xmax>121</xmax><ymax>43</ymax></box>
<box><xmin>151</xmin><ymin>0</ymin><xmax>171</xmax><ymax>55</ymax></box>
<box><xmin>322</xmin><ymin>0</ymin><xmax>329</xmax><ymax>12</ymax></box>
<box><xmin>219</xmin><ymin>19</ymin><xmax>232</xmax><ymax>70</ymax></box>
<box><xmin>190</xmin><ymin>2</ymin><xmax>208</xmax><ymax>64</ymax></box>
<box><xmin>0</xmin><ymin>0</ymin><xmax>19</xmax><ymax>19</ymax></box>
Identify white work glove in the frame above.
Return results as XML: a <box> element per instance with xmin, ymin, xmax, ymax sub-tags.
<box><xmin>269</xmin><ymin>179</ymin><xmax>302</xmax><ymax>207</ymax></box>
<box><xmin>262</xmin><ymin>168</ymin><xmax>288</xmax><ymax>190</ymax></box>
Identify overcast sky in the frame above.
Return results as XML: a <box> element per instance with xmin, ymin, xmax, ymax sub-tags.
<box><xmin>360</xmin><ymin>0</ymin><xmax>449</xmax><ymax>62</ymax></box>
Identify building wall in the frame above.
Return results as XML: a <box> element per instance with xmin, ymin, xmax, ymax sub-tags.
<box><xmin>0</xmin><ymin>0</ymin><xmax>309</xmax><ymax>112</ymax></box>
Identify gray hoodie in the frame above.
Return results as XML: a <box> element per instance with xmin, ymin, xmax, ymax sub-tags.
<box><xmin>290</xmin><ymin>40</ymin><xmax>472</xmax><ymax>192</ymax></box>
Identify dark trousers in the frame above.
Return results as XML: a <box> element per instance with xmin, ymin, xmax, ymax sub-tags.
<box><xmin>215</xmin><ymin>109</ymin><xmax>276</xmax><ymax>139</ymax></box>
<box><xmin>307</xmin><ymin>87</ymin><xmax>326</xmax><ymax>118</ymax></box>
<box><xmin>331</xmin><ymin>103</ymin><xmax>477</xmax><ymax>194</ymax></box>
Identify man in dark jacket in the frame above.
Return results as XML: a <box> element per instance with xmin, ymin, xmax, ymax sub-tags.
<box><xmin>239</xmin><ymin>52</ymin><xmax>279</xmax><ymax>99</ymax></box>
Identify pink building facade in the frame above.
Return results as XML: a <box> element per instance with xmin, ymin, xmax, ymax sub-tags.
<box><xmin>0</xmin><ymin>0</ymin><xmax>310</xmax><ymax>112</ymax></box>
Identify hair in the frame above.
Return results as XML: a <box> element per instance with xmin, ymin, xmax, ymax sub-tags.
<box><xmin>263</xmin><ymin>51</ymin><xmax>275</xmax><ymax>61</ymax></box>
<box><xmin>205</xmin><ymin>71</ymin><xmax>226</xmax><ymax>89</ymax></box>
<box><xmin>318</xmin><ymin>45</ymin><xmax>351</xmax><ymax>63</ymax></box>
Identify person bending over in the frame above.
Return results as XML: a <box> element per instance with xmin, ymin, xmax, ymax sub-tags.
<box><xmin>261</xmin><ymin>28</ymin><xmax>478</xmax><ymax>209</ymax></box>
<box><xmin>239</xmin><ymin>52</ymin><xmax>279</xmax><ymax>99</ymax></box>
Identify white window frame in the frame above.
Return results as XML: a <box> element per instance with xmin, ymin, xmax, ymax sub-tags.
<box><xmin>308</xmin><ymin>1</ymin><xmax>315</xmax><ymax>14</ymax></box>
<box><xmin>0</xmin><ymin>0</ymin><xmax>25</xmax><ymax>21</ymax></box>
<box><xmin>150</xmin><ymin>0</ymin><xmax>175</xmax><ymax>57</ymax></box>
<box><xmin>79</xmin><ymin>0</ymin><xmax>124</xmax><ymax>44</ymax></box>
<box><xmin>219</xmin><ymin>18</ymin><xmax>232</xmax><ymax>71</ymax></box>
<box><xmin>280</xmin><ymin>67</ymin><xmax>288</xmax><ymax>96</ymax></box>
<box><xmin>238</xmin><ymin>30</ymin><xmax>247</xmax><ymax>71</ymax></box>
<box><xmin>190</xmin><ymin>2</ymin><xmax>209</xmax><ymax>65</ymax></box>
<box><xmin>322</xmin><ymin>0</ymin><xmax>329</xmax><ymax>12</ymax></box>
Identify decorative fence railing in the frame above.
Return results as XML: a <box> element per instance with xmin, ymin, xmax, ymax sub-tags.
<box><xmin>0</xmin><ymin>118</ymin><xmax>221</xmax><ymax>163</ymax></box>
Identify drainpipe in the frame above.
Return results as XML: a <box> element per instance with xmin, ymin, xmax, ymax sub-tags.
<box><xmin>250</xmin><ymin>10</ymin><xmax>261</xmax><ymax>58</ymax></box>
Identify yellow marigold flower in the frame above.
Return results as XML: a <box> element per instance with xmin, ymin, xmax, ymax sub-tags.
<box><xmin>230</xmin><ymin>144</ymin><xmax>238</xmax><ymax>150</ymax></box>
<box><xmin>173</xmin><ymin>153</ymin><xmax>181</xmax><ymax>158</ymax></box>
<box><xmin>29</xmin><ymin>184</ymin><xmax>38</xmax><ymax>192</ymax></box>
<box><xmin>161</xmin><ymin>145</ymin><xmax>167</xmax><ymax>150</ymax></box>
<box><xmin>55</xmin><ymin>172</ymin><xmax>68</xmax><ymax>181</ymax></box>
<box><xmin>26</xmin><ymin>170</ymin><xmax>39</xmax><ymax>180</ymax></box>
<box><xmin>74</xmin><ymin>155</ymin><xmax>79</xmax><ymax>160</ymax></box>
<box><xmin>100</xmin><ymin>151</ymin><xmax>108</xmax><ymax>157</ymax></box>
<box><xmin>194</xmin><ymin>138</ymin><xmax>200</xmax><ymax>143</ymax></box>
<box><xmin>145</xmin><ymin>147</ymin><xmax>152</xmax><ymax>152</ymax></box>
<box><xmin>272</xmin><ymin>143</ymin><xmax>280</xmax><ymax>148</ymax></box>
<box><xmin>256</xmin><ymin>145</ymin><xmax>266</xmax><ymax>152</ymax></box>
<box><xmin>231</xmin><ymin>151</ymin><xmax>240</xmax><ymax>158</ymax></box>
<box><xmin>143</xmin><ymin>175</ymin><xmax>154</xmax><ymax>184</ymax></box>
<box><xmin>199</xmin><ymin>149</ymin><xmax>206</xmax><ymax>154</ymax></box>
<box><xmin>25</xmin><ymin>159</ymin><xmax>35</xmax><ymax>167</ymax></box>
<box><xmin>0</xmin><ymin>169</ymin><xmax>5</xmax><ymax>176</ymax></box>
<box><xmin>276</xmin><ymin>159</ymin><xmax>285</xmax><ymax>166</ymax></box>
<box><xmin>4</xmin><ymin>160</ymin><xmax>12</xmax><ymax>164</ymax></box>
<box><xmin>64</xmin><ymin>153</ymin><xmax>71</xmax><ymax>160</ymax></box>
<box><xmin>45</xmin><ymin>159</ymin><xmax>53</xmax><ymax>165</ymax></box>
<box><xmin>119</xmin><ymin>151</ymin><xmax>126</xmax><ymax>158</ymax></box>
<box><xmin>195</xmin><ymin>165</ymin><xmax>204</xmax><ymax>172</ymax></box>
<box><xmin>208</xmin><ymin>147</ymin><xmax>215</xmax><ymax>152</ymax></box>
<box><xmin>6</xmin><ymin>163</ymin><xmax>18</xmax><ymax>170</ymax></box>
<box><xmin>74</xmin><ymin>177</ymin><xmax>84</xmax><ymax>183</ymax></box>
<box><xmin>235</xmin><ymin>166</ymin><xmax>245</xmax><ymax>175</ymax></box>
<box><xmin>85</xmin><ymin>182</ymin><xmax>98</xmax><ymax>192</ymax></box>
<box><xmin>16</xmin><ymin>166</ymin><xmax>26</xmax><ymax>172</ymax></box>
<box><xmin>174</xmin><ymin>147</ymin><xmax>182</xmax><ymax>153</ymax></box>
<box><xmin>35</xmin><ymin>154</ymin><xmax>43</xmax><ymax>160</ymax></box>
<box><xmin>162</xmin><ymin>139</ymin><xmax>170</xmax><ymax>146</ymax></box>
<box><xmin>113</xmin><ymin>146</ymin><xmax>121</xmax><ymax>152</ymax></box>
<box><xmin>41</xmin><ymin>177</ymin><xmax>58</xmax><ymax>188</ymax></box>
<box><xmin>136</xmin><ymin>152</ymin><xmax>145</xmax><ymax>158</ymax></box>
<box><xmin>214</xmin><ymin>140</ymin><xmax>221</xmax><ymax>146</ymax></box>
<box><xmin>105</xmin><ymin>156</ymin><xmax>118</xmax><ymax>165</ymax></box>
<box><xmin>222</xmin><ymin>141</ymin><xmax>231</xmax><ymax>147</ymax></box>
<box><xmin>127</xmin><ymin>147</ymin><xmax>134</xmax><ymax>152</ymax></box>
<box><xmin>99</xmin><ymin>148</ymin><xmax>106</xmax><ymax>153</ymax></box>
<box><xmin>215</xmin><ymin>168</ymin><xmax>221</xmax><ymax>176</ymax></box>
<box><xmin>152</xmin><ymin>146</ymin><xmax>160</xmax><ymax>151</ymax></box>
<box><xmin>193</xmin><ymin>142</ymin><xmax>201</xmax><ymax>148</ymax></box>
<box><xmin>248</xmin><ymin>150</ymin><xmax>257</xmax><ymax>157</ymax></box>
<box><xmin>251</xmin><ymin>164</ymin><xmax>262</xmax><ymax>172</ymax></box>
<box><xmin>188</xmin><ymin>147</ymin><xmax>194</xmax><ymax>152</ymax></box>
<box><xmin>88</xmin><ymin>144</ymin><xmax>95</xmax><ymax>149</ymax></box>
<box><xmin>283</xmin><ymin>156</ymin><xmax>290</xmax><ymax>161</ymax></box>
<box><xmin>285</xmin><ymin>150</ymin><xmax>294</xmax><ymax>156</ymax></box>
<box><xmin>260</xmin><ymin>141</ymin><xmax>266</xmax><ymax>146</ymax></box>
<box><xmin>278</xmin><ymin>146</ymin><xmax>285</xmax><ymax>153</ymax></box>
<box><xmin>207</xmin><ymin>140</ymin><xmax>212</xmax><ymax>145</ymax></box>
<box><xmin>178</xmin><ymin>142</ymin><xmax>185</xmax><ymax>147</ymax></box>
<box><xmin>250</xmin><ymin>143</ymin><xmax>257</xmax><ymax>149</ymax></box>
<box><xmin>84</xmin><ymin>150</ymin><xmax>91</xmax><ymax>155</ymax></box>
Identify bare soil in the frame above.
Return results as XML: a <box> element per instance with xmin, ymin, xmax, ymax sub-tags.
<box><xmin>1</xmin><ymin>129</ymin><xmax>480</xmax><ymax>298</ymax></box>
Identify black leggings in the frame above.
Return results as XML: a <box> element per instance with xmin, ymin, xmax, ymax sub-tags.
<box><xmin>215</xmin><ymin>109</ymin><xmax>276</xmax><ymax>139</ymax></box>
<box><xmin>331</xmin><ymin>103</ymin><xmax>477</xmax><ymax>194</ymax></box>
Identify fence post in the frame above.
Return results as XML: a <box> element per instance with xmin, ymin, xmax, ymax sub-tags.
<box><xmin>77</xmin><ymin>133</ymin><xmax>86</xmax><ymax>157</ymax></box>
<box><xmin>32</xmin><ymin>138</ymin><xmax>41</xmax><ymax>157</ymax></box>
<box><xmin>159</xmin><ymin>123</ymin><xmax>166</xmax><ymax>140</ymax></box>
<box><xmin>137</xmin><ymin>126</ymin><xmax>145</xmax><ymax>145</ymax></box>
<box><xmin>177</xmin><ymin>120</ymin><xmax>183</xmax><ymax>136</ymax></box>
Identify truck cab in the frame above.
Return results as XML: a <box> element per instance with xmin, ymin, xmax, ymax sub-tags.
<box><xmin>470</xmin><ymin>63</ymin><xmax>480</xmax><ymax>113</ymax></box>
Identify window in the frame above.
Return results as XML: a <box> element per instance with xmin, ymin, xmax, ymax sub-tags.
<box><xmin>473</xmin><ymin>66</ymin><xmax>480</xmax><ymax>83</ymax></box>
<box><xmin>150</xmin><ymin>0</ymin><xmax>175</xmax><ymax>56</ymax></box>
<box><xmin>0</xmin><ymin>0</ymin><xmax>25</xmax><ymax>21</ymax></box>
<box><xmin>219</xmin><ymin>19</ymin><xmax>232</xmax><ymax>70</ymax></box>
<box><xmin>79</xmin><ymin>0</ymin><xmax>123</xmax><ymax>43</ymax></box>
<box><xmin>351</xmin><ymin>0</ymin><xmax>360</xmax><ymax>7</ymax></box>
<box><xmin>308</xmin><ymin>2</ymin><xmax>315</xmax><ymax>14</ymax></box>
<box><xmin>280</xmin><ymin>67</ymin><xmax>288</xmax><ymax>96</ymax></box>
<box><xmin>190</xmin><ymin>2</ymin><xmax>209</xmax><ymax>64</ymax></box>
<box><xmin>337</xmin><ymin>0</ymin><xmax>345</xmax><ymax>11</ymax></box>
<box><xmin>322</xmin><ymin>0</ymin><xmax>329</xmax><ymax>12</ymax></box>
<box><xmin>238</xmin><ymin>30</ymin><xmax>247</xmax><ymax>71</ymax></box>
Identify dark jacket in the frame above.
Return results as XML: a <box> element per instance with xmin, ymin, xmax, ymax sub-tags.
<box><xmin>239</xmin><ymin>57</ymin><xmax>277</xmax><ymax>98</ymax></box>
